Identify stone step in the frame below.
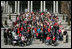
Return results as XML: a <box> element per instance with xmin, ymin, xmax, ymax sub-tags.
<box><xmin>11</xmin><ymin>18</ymin><xmax>16</xmax><ymax>20</ymax></box>
<box><xmin>32</xmin><ymin>39</ymin><xmax>42</xmax><ymax>44</ymax></box>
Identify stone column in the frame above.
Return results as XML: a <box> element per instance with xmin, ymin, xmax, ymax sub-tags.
<box><xmin>4</xmin><ymin>1</ymin><xmax>6</xmax><ymax>13</ymax></box>
<box><xmin>28</xmin><ymin>1</ymin><xmax>30</xmax><ymax>12</ymax></box>
<box><xmin>44</xmin><ymin>1</ymin><xmax>46</xmax><ymax>12</ymax></box>
<box><xmin>56</xmin><ymin>1</ymin><xmax>58</xmax><ymax>13</ymax></box>
<box><xmin>18</xmin><ymin>1</ymin><xmax>20</xmax><ymax>14</ymax></box>
<box><xmin>21</xmin><ymin>3</ymin><xmax>22</xmax><ymax>12</ymax></box>
<box><xmin>31</xmin><ymin>1</ymin><xmax>33</xmax><ymax>12</ymax></box>
<box><xmin>6</xmin><ymin>1</ymin><xmax>8</xmax><ymax>13</ymax></box>
<box><xmin>8</xmin><ymin>5</ymin><xmax>10</xmax><ymax>13</ymax></box>
<box><xmin>7</xmin><ymin>1</ymin><xmax>9</xmax><ymax>13</ymax></box>
<box><xmin>53</xmin><ymin>1</ymin><xmax>55</xmax><ymax>13</ymax></box>
<box><xmin>10</xmin><ymin>6</ymin><xmax>12</xmax><ymax>13</ymax></box>
<box><xmin>3</xmin><ymin>1</ymin><xmax>5</xmax><ymax>13</ymax></box>
<box><xmin>15</xmin><ymin>1</ymin><xmax>17</xmax><ymax>13</ymax></box>
<box><xmin>40</xmin><ymin>1</ymin><xmax>42</xmax><ymax>12</ymax></box>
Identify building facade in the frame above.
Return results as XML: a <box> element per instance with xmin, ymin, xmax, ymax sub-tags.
<box><xmin>1</xmin><ymin>1</ymin><xmax>60</xmax><ymax>14</ymax></box>
<box><xmin>1</xmin><ymin>1</ymin><xmax>71</xmax><ymax>27</ymax></box>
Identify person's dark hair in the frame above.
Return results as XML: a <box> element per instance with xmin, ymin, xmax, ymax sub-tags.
<box><xmin>63</xmin><ymin>30</ymin><xmax>67</xmax><ymax>35</ymax></box>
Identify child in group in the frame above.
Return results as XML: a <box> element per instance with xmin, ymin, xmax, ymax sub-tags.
<box><xmin>52</xmin><ymin>35</ymin><xmax>57</xmax><ymax>46</ymax></box>
<box><xmin>45</xmin><ymin>35</ymin><xmax>51</xmax><ymax>45</ymax></box>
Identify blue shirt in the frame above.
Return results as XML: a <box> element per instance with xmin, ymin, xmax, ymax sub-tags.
<box><xmin>37</xmin><ymin>28</ymin><xmax>41</xmax><ymax>33</ymax></box>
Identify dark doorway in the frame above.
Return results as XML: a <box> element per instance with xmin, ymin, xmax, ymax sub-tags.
<box><xmin>33</xmin><ymin>1</ymin><xmax>40</xmax><ymax>12</ymax></box>
<box><xmin>20</xmin><ymin>1</ymin><xmax>27</xmax><ymax>12</ymax></box>
<box><xmin>46</xmin><ymin>1</ymin><xmax>53</xmax><ymax>13</ymax></box>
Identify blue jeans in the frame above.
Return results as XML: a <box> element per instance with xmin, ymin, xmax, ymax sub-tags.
<box><xmin>45</xmin><ymin>40</ymin><xmax>50</xmax><ymax>43</ymax></box>
<box><xmin>57</xmin><ymin>36</ymin><xmax>59</xmax><ymax>40</ymax></box>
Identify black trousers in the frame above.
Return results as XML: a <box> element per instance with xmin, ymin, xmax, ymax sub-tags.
<box><xmin>52</xmin><ymin>40</ymin><xmax>56</xmax><ymax>44</ymax></box>
<box><xmin>42</xmin><ymin>34</ymin><xmax>46</xmax><ymax>43</ymax></box>
<box><xmin>4</xmin><ymin>38</ymin><xmax>8</xmax><ymax>44</ymax></box>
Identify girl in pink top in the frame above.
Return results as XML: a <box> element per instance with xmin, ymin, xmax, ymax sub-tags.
<box><xmin>58</xmin><ymin>29</ymin><xmax>62</xmax><ymax>33</ymax></box>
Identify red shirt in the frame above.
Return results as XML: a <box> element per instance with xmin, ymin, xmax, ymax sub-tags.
<box><xmin>54</xmin><ymin>22</ymin><xmax>58</xmax><ymax>26</ymax></box>
<box><xmin>27</xmin><ymin>29</ymin><xmax>30</xmax><ymax>32</ymax></box>
<box><xmin>17</xmin><ymin>17</ymin><xmax>19</xmax><ymax>21</ymax></box>
<box><xmin>24</xmin><ymin>21</ymin><xmax>27</xmax><ymax>24</ymax></box>
<box><xmin>19</xmin><ymin>33</ymin><xmax>22</xmax><ymax>37</ymax></box>
<box><xmin>44</xmin><ymin>25</ymin><xmax>46</xmax><ymax>28</ymax></box>
<box><xmin>48</xmin><ymin>28</ymin><xmax>50</xmax><ymax>32</ymax></box>
<box><xmin>36</xmin><ymin>33</ymin><xmax>38</xmax><ymax>36</ymax></box>
<box><xmin>46</xmin><ymin>37</ymin><xmax>50</xmax><ymax>40</ymax></box>
<box><xmin>27</xmin><ymin>27</ymin><xmax>31</xmax><ymax>30</ymax></box>
<box><xmin>54</xmin><ymin>23</ymin><xmax>56</xmax><ymax>26</ymax></box>
<box><xmin>34</xmin><ymin>28</ymin><xmax>37</xmax><ymax>32</ymax></box>
<box><xmin>17</xmin><ymin>30</ymin><xmax>20</xmax><ymax>34</ymax></box>
<box><xmin>17</xmin><ymin>28</ymin><xmax>19</xmax><ymax>31</ymax></box>
<box><xmin>41</xmin><ymin>13</ymin><xmax>44</xmax><ymax>15</ymax></box>
<box><xmin>58</xmin><ymin>29</ymin><xmax>62</xmax><ymax>33</ymax></box>
<box><xmin>53</xmin><ymin>37</ymin><xmax>56</xmax><ymax>41</ymax></box>
<box><xmin>50</xmin><ymin>26</ymin><xmax>51</xmax><ymax>29</ymax></box>
<box><xmin>47</xmin><ymin>22</ymin><xmax>50</xmax><ymax>26</ymax></box>
<box><xmin>21</xmin><ymin>27</ymin><xmax>23</xmax><ymax>31</ymax></box>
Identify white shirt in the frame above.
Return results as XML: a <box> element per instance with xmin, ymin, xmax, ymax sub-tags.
<box><xmin>21</xmin><ymin>36</ymin><xmax>25</xmax><ymax>41</ymax></box>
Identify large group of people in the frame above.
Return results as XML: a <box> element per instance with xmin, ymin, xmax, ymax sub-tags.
<box><xmin>3</xmin><ymin>11</ymin><xmax>68</xmax><ymax>47</ymax></box>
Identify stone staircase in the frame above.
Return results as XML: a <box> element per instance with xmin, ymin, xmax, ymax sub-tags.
<box><xmin>32</xmin><ymin>39</ymin><xmax>42</xmax><ymax>44</ymax></box>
